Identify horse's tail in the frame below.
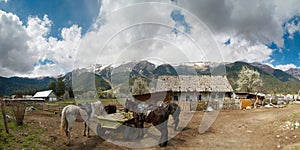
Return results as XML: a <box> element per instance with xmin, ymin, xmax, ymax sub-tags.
<box><xmin>60</xmin><ymin>107</ymin><xmax>67</xmax><ymax>133</ymax></box>
<box><xmin>172</xmin><ymin>104</ymin><xmax>181</xmax><ymax>130</ymax></box>
<box><xmin>173</xmin><ymin>105</ymin><xmax>181</xmax><ymax>122</ymax></box>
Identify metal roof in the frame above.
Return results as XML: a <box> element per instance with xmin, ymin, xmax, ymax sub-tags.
<box><xmin>33</xmin><ymin>90</ymin><xmax>54</xmax><ymax>98</ymax></box>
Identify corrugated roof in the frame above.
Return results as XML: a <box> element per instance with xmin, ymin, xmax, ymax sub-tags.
<box><xmin>151</xmin><ymin>75</ymin><xmax>233</xmax><ymax>93</ymax></box>
<box><xmin>33</xmin><ymin>90</ymin><xmax>54</xmax><ymax>98</ymax></box>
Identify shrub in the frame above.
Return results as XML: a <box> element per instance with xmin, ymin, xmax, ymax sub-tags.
<box><xmin>11</xmin><ymin>102</ymin><xmax>26</xmax><ymax>125</ymax></box>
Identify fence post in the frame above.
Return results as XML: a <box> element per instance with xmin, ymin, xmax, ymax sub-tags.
<box><xmin>1</xmin><ymin>99</ymin><xmax>9</xmax><ymax>134</ymax></box>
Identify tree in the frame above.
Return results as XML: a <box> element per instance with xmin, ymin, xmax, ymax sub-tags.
<box><xmin>130</xmin><ymin>77</ymin><xmax>150</xmax><ymax>95</ymax></box>
<box><xmin>49</xmin><ymin>81</ymin><xmax>56</xmax><ymax>92</ymax></box>
<box><xmin>56</xmin><ymin>77</ymin><xmax>65</xmax><ymax>99</ymax></box>
<box><xmin>236</xmin><ymin>66</ymin><xmax>263</xmax><ymax>93</ymax></box>
<box><xmin>49</xmin><ymin>77</ymin><xmax>65</xmax><ymax>100</ymax></box>
<box><xmin>236</xmin><ymin>66</ymin><xmax>264</xmax><ymax>108</ymax></box>
<box><xmin>68</xmin><ymin>86</ymin><xmax>74</xmax><ymax>99</ymax></box>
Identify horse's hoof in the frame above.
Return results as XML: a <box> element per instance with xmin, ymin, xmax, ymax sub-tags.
<box><xmin>83</xmin><ymin>134</ymin><xmax>86</xmax><ymax>136</ymax></box>
<box><xmin>88</xmin><ymin>135</ymin><xmax>91</xmax><ymax>138</ymax></box>
<box><xmin>159</xmin><ymin>142</ymin><xmax>168</xmax><ymax>147</ymax></box>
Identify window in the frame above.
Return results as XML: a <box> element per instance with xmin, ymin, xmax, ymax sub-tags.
<box><xmin>198</xmin><ymin>95</ymin><xmax>202</xmax><ymax>101</ymax></box>
<box><xmin>173</xmin><ymin>95</ymin><xmax>178</xmax><ymax>101</ymax></box>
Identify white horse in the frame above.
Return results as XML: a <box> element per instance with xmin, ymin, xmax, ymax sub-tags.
<box><xmin>60</xmin><ymin>101</ymin><xmax>105</xmax><ymax>146</ymax></box>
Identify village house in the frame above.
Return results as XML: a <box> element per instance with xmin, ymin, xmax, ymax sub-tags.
<box><xmin>33</xmin><ymin>90</ymin><xmax>57</xmax><ymax>101</ymax></box>
<box><xmin>133</xmin><ymin>75</ymin><xmax>233</xmax><ymax>110</ymax></box>
<box><xmin>153</xmin><ymin>75</ymin><xmax>233</xmax><ymax>101</ymax></box>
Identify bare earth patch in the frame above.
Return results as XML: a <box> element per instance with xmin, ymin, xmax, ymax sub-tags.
<box><xmin>3</xmin><ymin>103</ymin><xmax>300</xmax><ymax>149</ymax></box>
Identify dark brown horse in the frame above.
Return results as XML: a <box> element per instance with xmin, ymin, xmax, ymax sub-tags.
<box><xmin>125</xmin><ymin>99</ymin><xmax>181</xmax><ymax>147</ymax></box>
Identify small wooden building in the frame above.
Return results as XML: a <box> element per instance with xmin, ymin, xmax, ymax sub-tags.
<box><xmin>153</xmin><ymin>75</ymin><xmax>233</xmax><ymax>101</ymax></box>
<box><xmin>133</xmin><ymin>75</ymin><xmax>233</xmax><ymax>110</ymax></box>
<box><xmin>33</xmin><ymin>90</ymin><xmax>57</xmax><ymax>101</ymax></box>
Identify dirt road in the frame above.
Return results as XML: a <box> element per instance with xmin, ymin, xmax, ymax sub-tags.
<box><xmin>22</xmin><ymin>104</ymin><xmax>300</xmax><ymax>150</ymax></box>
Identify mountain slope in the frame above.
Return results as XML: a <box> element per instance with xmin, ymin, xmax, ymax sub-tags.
<box><xmin>0</xmin><ymin>76</ymin><xmax>56</xmax><ymax>95</ymax></box>
<box><xmin>2</xmin><ymin>61</ymin><xmax>300</xmax><ymax>96</ymax></box>
<box><xmin>286</xmin><ymin>68</ymin><xmax>300</xmax><ymax>80</ymax></box>
<box><xmin>226</xmin><ymin>61</ymin><xmax>300</xmax><ymax>93</ymax></box>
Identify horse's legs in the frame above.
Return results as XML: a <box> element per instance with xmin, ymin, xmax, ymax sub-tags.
<box><xmin>65</xmin><ymin>120</ymin><xmax>71</xmax><ymax>146</ymax></box>
<box><xmin>83</xmin><ymin>122</ymin><xmax>87</xmax><ymax>136</ymax></box>
<box><xmin>173</xmin><ymin>113</ymin><xmax>180</xmax><ymax>131</ymax></box>
<box><xmin>83</xmin><ymin>121</ymin><xmax>91</xmax><ymax>138</ymax></box>
<box><xmin>87</xmin><ymin>124</ymin><xmax>91</xmax><ymax>138</ymax></box>
<box><xmin>136</xmin><ymin>121</ymin><xmax>144</xmax><ymax>139</ymax></box>
<box><xmin>155</xmin><ymin>121</ymin><xmax>168</xmax><ymax>147</ymax></box>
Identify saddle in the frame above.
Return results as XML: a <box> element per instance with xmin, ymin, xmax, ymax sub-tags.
<box><xmin>136</xmin><ymin>101</ymin><xmax>169</xmax><ymax>118</ymax></box>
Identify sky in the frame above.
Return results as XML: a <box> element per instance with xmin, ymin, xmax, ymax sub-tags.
<box><xmin>0</xmin><ymin>0</ymin><xmax>300</xmax><ymax>77</ymax></box>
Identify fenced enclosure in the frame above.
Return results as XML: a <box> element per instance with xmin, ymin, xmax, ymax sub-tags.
<box><xmin>173</xmin><ymin>99</ymin><xmax>240</xmax><ymax>111</ymax></box>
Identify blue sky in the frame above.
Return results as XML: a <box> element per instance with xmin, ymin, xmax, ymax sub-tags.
<box><xmin>0</xmin><ymin>0</ymin><xmax>300</xmax><ymax>77</ymax></box>
<box><xmin>0</xmin><ymin>0</ymin><xmax>99</xmax><ymax>38</ymax></box>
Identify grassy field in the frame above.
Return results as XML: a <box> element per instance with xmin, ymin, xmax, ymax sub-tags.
<box><xmin>0</xmin><ymin>103</ymin><xmax>48</xmax><ymax>149</ymax></box>
<box><xmin>0</xmin><ymin>98</ymin><xmax>123</xmax><ymax>149</ymax></box>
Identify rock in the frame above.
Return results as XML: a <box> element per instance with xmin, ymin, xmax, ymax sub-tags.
<box><xmin>49</xmin><ymin>136</ymin><xmax>57</xmax><ymax>141</ymax></box>
<box><xmin>21</xmin><ymin>133</ymin><xmax>28</xmax><ymax>137</ymax></box>
<box><xmin>25</xmin><ymin>106</ymin><xmax>35</xmax><ymax>112</ymax></box>
<box><xmin>206</xmin><ymin>106</ymin><xmax>214</xmax><ymax>112</ymax></box>
<box><xmin>276</xmin><ymin>135</ymin><xmax>280</xmax><ymax>138</ymax></box>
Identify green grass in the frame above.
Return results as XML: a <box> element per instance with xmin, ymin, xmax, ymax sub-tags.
<box><xmin>0</xmin><ymin>105</ymin><xmax>47</xmax><ymax>149</ymax></box>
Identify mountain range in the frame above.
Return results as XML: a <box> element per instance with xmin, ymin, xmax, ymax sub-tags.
<box><xmin>1</xmin><ymin>61</ymin><xmax>300</xmax><ymax>96</ymax></box>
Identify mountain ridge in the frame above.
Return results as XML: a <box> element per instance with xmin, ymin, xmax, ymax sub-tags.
<box><xmin>1</xmin><ymin>61</ymin><xmax>300</xmax><ymax>95</ymax></box>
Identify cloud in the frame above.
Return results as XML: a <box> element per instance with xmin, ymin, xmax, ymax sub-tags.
<box><xmin>83</xmin><ymin>0</ymin><xmax>284</xmax><ymax>65</ymax></box>
<box><xmin>0</xmin><ymin>0</ymin><xmax>8</xmax><ymax>3</ymax></box>
<box><xmin>275</xmin><ymin>64</ymin><xmax>297</xmax><ymax>71</ymax></box>
<box><xmin>0</xmin><ymin>10</ymin><xmax>82</xmax><ymax>77</ymax></box>
<box><xmin>0</xmin><ymin>10</ymin><xmax>33</xmax><ymax>74</ymax></box>
<box><xmin>285</xmin><ymin>17</ymin><xmax>300</xmax><ymax>39</ymax></box>
<box><xmin>2</xmin><ymin>0</ymin><xmax>300</xmax><ymax>77</ymax></box>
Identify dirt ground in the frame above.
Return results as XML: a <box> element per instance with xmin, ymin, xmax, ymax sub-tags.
<box><xmin>14</xmin><ymin>103</ymin><xmax>300</xmax><ymax>149</ymax></box>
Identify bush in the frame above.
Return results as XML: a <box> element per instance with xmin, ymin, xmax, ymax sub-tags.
<box><xmin>11</xmin><ymin>102</ymin><xmax>26</xmax><ymax>125</ymax></box>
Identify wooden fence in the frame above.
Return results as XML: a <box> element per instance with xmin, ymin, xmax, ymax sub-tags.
<box><xmin>172</xmin><ymin>100</ymin><xmax>240</xmax><ymax>111</ymax></box>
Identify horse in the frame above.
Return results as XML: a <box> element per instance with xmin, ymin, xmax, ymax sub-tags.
<box><xmin>166</xmin><ymin>102</ymin><xmax>181</xmax><ymax>131</ymax></box>
<box><xmin>104</xmin><ymin>104</ymin><xmax>117</xmax><ymax>114</ymax></box>
<box><xmin>125</xmin><ymin>99</ymin><xmax>181</xmax><ymax>147</ymax></box>
<box><xmin>60</xmin><ymin>101</ymin><xmax>105</xmax><ymax>146</ymax></box>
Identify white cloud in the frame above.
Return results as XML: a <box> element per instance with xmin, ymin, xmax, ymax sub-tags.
<box><xmin>0</xmin><ymin>10</ymin><xmax>82</xmax><ymax>77</ymax></box>
<box><xmin>2</xmin><ymin>0</ymin><xmax>300</xmax><ymax>77</ymax></box>
<box><xmin>285</xmin><ymin>19</ymin><xmax>300</xmax><ymax>39</ymax></box>
<box><xmin>81</xmin><ymin>0</ymin><xmax>283</xmax><ymax>66</ymax></box>
<box><xmin>0</xmin><ymin>10</ymin><xmax>34</xmax><ymax>75</ymax></box>
<box><xmin>0</xmin><ymin>0</ymin><xmax>8</xmax><ymax>3</ymax></box>
<box><xmin>275</xmin><ymin>64</ymin><xmax>297</xmax><ymax>71</ymax></box>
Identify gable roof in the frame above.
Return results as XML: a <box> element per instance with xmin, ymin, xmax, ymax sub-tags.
<box><xmin>152</xmin><ymin>75</ymin><xmax>233</xmax><ymax>93</ymax></box>
<box><xmin>33</xmin><ymin>90</ymin><xmax>54</xmax><ymax>98</ymax></box>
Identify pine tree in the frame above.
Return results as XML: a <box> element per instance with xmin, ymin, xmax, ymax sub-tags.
<box><xmin>49</xmin><ymin>78</ymin><xmax>65</xmax><ymax>100</ymax></box>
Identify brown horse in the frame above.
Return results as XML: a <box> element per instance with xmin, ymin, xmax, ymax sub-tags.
<box><xmin>125</xmin><ymin>99</ymin><xmax>181</xmax><ymax>147</ymax></box>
